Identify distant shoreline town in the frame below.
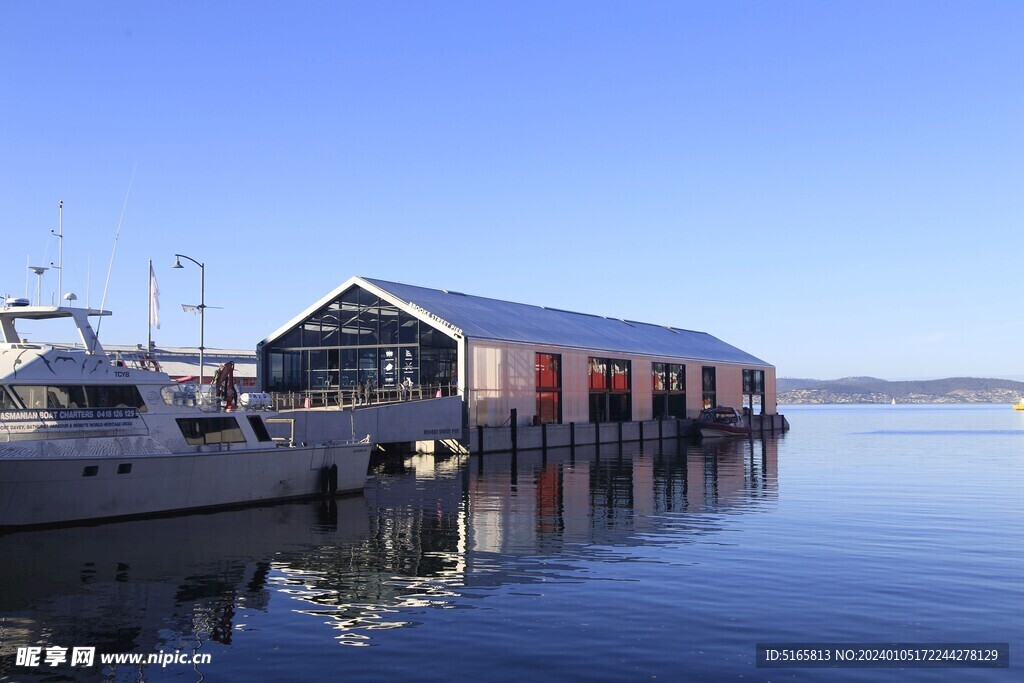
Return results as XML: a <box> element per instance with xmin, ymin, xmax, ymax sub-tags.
<box><xmin>778</xmin><ymin>377</ymin><xmax>1024</xmax><ymax>405</ymax></box>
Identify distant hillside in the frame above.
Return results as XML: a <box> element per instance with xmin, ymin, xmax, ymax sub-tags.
<box><xmin>778</xmin><ymin>376</ymin><xmax>1024</xmax><ymax>404</ymax></box>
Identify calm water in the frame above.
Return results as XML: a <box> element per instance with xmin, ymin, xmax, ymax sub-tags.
<box><xmin>1</xmin><ymin>405</ymin><xmax>1022</xmax><ymax>681</ymax></box>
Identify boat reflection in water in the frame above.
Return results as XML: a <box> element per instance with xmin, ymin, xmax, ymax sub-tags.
<box><xmin>0</xmin><ymin>497</ymin><xmax>369</xmax><ymax>679</ymax></box>
<box><xmin>0</xmin><ymin>437</ymin><xmax>778</xmax><ymax>678</ymax></box>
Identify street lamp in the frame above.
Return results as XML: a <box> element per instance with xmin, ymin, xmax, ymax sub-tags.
<box><xmin>172</xmin><ymin>253</ymin><xmax>206</xmax><ymax>387</ymax></box>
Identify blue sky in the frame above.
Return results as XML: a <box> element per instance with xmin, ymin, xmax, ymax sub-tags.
<box><xmin>1</xmin><ymin>1</ymin><xmax>1021</xmax><ymax>380</ymax></box>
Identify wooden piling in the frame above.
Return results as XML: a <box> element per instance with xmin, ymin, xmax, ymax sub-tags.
<box><xmin>510</xmin><ymin>408</ymin><xmax>518</xmax><ymax>454</ymax></box>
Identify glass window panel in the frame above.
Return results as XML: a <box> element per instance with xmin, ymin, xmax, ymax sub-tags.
<box><xmin>358</xmin><ymin>289</ymin><xmax>379</xmax><ymax>308</ymax></box>
<box><xmin>536</xmin><ymin>391</ymin><xmax>561</xmax><ymax>424</ymax></box>
<box><xmin>300</xmin><ymin>350</ymin><xmax>311</xmax><ymax>390</ymax></box>
<box><xmin>359</xmin><ymin>348</ymin><xmax>378</xmax><ymax>384</ymax></box>
<box><xmin>176</xmin><ymin>417</ymin><xmax>246</xmax><ymax>445</ymax></box>
<box><xmin>610</xmin><ymin>360</ymin><xmax>630</xmax><ymax>391</ymax></box>
<box><xmin>589</xmin><ymin>393</ymin><xmax>606</xmax><ymax>423</ymax></box>
<box><xmin>588</xmin><ymin>357</ymin><xmax>607</xmax><ymax>390</ymax></box>
<box><xmin>669</xmin><ymin>364</ymin><xmax>685</xmax><ymax>392</ymax></box>
<box><xmin>420</xmin><ymin>325</ymin><xmax>440</xmax><ymax>347</ymax></box>
<box><xmin>359</xmin><ymin>307</ymin><xmax>379</xmax><ymax>345</ymax></box>
<box><xmin>278</xmin><ymin>327</ymin><xmax>302</xmax><ymax>349</ymax></box>
<box><xmin>269</xmin><ymin>352</ymin><xmax>284</xmax><ymax>391</ymax></box>
<box><xmin>84</xmin><ymin>385</ymin><xmax>145</xmax><ymax>410</ymax></box>
<box><xmin>399</xmin><ymin>312</ymin><xmax>419</xmax><ymax>344</ymax></box>
<box><xmin>45</xmin><ymin>386</ymin><xmax>71</xmax><ymax>408</ymax></box>
<box><xmin>14</xmin><ymin>385</ymin><xmax>47</xmax><ymax>408</ymax></box>
<box><xmin>340</xmin><ymin>316</ymin><xmax>361</xmax><ymax>346</ymax></box>
<box><xmin>0</xmin><ymin>386</ymin><xmax>17</xmax><ymax>410</ymax></box>
<box><xmin>248</xmin><ymin>416</ymin><xmax>274</xmax><ymax>442</ymax></box>
<box><xmin>284</xmin><ymin>351</ymin><xmax>302</xmax><ymax>390</ymax></box>
<box><xmin>653</xmin><ymin>394</ymin><xmax>667</xmax><ymax>420</ymax></box>
<box><xmin>380</xmin><ymin>347</ymin><xmax>399</xmax><ymax>387</ymax></box>
<box><xmin>340</xmin><ymin>287</ymin><xmax>359</xmax><ymax>306</ymax></box>
<box><xmin>652</xmin><ymin>362</ymin><xmax>666</xmax><ymax>391</ymax></box>
<box><xmin>379</xmin><ymin>307</ymin><xmax>399</xmax><ymax>345</ymax></box>
<box><xmin>609</xmin><ymin>393</ymin><xmax>631</xmax><ymax>422</ymax></box>
<box><xmin>536</xmin><ymin>353</ymin><xmax>561</xmax><ymax>390</ymax></box>
<box><xmin>64</xmin><ymin>385</ymin><xmax>88</xmax><ymax>408</ymax></box>
<box><xmin>667</xmin><ymin>394</ymin><xmax>686</xmax><ymax>418</ymax></box>
<box><xmin>400</xmin><ymin>347</ymin><xmax>418</xmax><ymax>385</ymax></box>
<box><xmin>702</xmin><ymin>367</ymin><xmax>716</xmax><ymax>392</ymax></box>
<box><xmin>321</xmin><ymin>314</ymin><xmax>340</xmax><ymax>346</ymax></box>
<box><xmin>308</xmin><ymin>349</ymin><xmax>326</xmax><ymax>370</ymax></box>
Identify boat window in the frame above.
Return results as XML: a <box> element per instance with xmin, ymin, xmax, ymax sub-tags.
<box><xmin>176</xmin><ymin>417</ymin><xmax>247</xmax><ymax>445</ymax></box>
<box><xmin>247</xmin><ymin>416</ymin><xmax>274</xmax><ymax>443</ymax></box>
<box><xmin>161</xmin><ymin>384</ymin><xmax>197</xmax><ymax>406</ymax></box>
<box><xmin>9</xmin><ymin>385</ymin><xmax>148</xmax><ymax>412</ymax></box>
<box><xmin>87</xmin><ymin>386</ymin><xmax>147</xmax><ymax>411</ymax></box>
<box><xmin>12</xmin><ymin>385</ymin><xmax>47</xmax><ymax>409</ymax></box>
<box><xmin>0</xmin><ymin>386</ymin><xmax>19</xmax><ymax>410</ymax></box>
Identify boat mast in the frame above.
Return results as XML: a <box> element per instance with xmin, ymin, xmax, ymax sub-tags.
<box><xmin>51</xmin><ymin>200</ymin><xmax>64</xmax><ymax>302</ymax></box>
<box><xmin>148</xmin><ymin>259</ymin><xmax>153</xmax><ymax>351</ymax></box>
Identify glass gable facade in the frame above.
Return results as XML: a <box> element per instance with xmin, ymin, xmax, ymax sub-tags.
<box><xmin>261</xmin><ymin>284</ymin><xmax>457</xmax><ymax>393</ymax></box>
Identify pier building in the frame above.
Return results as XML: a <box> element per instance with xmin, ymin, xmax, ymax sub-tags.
<box><xmin>257</xmin><ymin>277</ymin><xmax>776</xmax><ymax>428</ymax></box>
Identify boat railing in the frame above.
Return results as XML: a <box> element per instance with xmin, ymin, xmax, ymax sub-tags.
<box><xmin>265</xmin><ymin>417</ymin><xmax>296</xmax><ymax>447</ymax></box>
<box><xmin>160</xmin><ymin>383</ymin><xmax>240</xmax><ymax>413</ymax></box>
<box><xmin>110</xmin><ymin>350</ymin><xmax>163</xmax><ymax>373</ymax></box>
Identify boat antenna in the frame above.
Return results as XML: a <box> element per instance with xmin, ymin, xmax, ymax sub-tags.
<box><xmin>49</xmin><ymin>200</ymin><xmax>63</xmax><ymax>302</ymax></box>
<box><xmin>95</xmin><ymin>164</ymin><xmax>137</xmax><ymax>349</ymax></box>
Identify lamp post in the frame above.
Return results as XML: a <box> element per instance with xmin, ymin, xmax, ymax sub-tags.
<box><xmin>172</xmin><ymin>253</ymin><xmax>205</xmax><ymax>387</ymax></box>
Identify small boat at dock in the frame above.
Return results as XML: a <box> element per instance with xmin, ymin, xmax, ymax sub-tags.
<box><xmin>695</xmin><ymin>406</ymin><xmax>751</xmax><ymax>439</ymax></box>
<box><xmin>0</xmin><ymin>302</ymin><xmax>372</xmax><ymax>528</ymax></box>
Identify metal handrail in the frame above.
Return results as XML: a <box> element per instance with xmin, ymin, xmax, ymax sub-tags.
<box><xmin>267</xmin><ymin>384</ymin><xmax>460</xmax><ymax>411</ymax></box>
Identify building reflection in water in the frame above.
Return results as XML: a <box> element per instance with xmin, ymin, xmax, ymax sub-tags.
<box><xmin>0</xmin><ymin>437</ymin><xmax>778</xmax><ymax>676</ymax></box>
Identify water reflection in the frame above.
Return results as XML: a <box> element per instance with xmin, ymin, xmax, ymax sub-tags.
<box><xmin>0</xmin><ymin>437</ymin><xmax>778</xmax><ymax>678</ymax></box>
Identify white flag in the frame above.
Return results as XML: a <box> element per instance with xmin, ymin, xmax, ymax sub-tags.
<box><xmin>149</xmin><ymin>263</ymin><xmax>160</xmax><ymax>329</ymax></box>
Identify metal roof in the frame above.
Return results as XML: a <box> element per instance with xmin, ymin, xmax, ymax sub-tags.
<box><xmin>361</xmin><ymin>277</ymin><xmax>770</xmax><ymax>367</ymax></box>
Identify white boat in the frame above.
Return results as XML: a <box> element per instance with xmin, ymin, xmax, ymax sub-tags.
<box><xmin>696</xmin><ymin>406</ymin><xmax>751</xmax><ymax>439</ymax></box>
<box><xmin>0</xmin><ymin>302</ymin><xmax>372</xmax><ymax>528</ymax></box>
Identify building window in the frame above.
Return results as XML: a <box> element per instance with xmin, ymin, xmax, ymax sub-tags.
<box><xmin>742</xmin><ymin>369</ymin><xmax>766</xmax><ymax>414</ymax></box>
<box><xmin>702</xmin><ymin>366</ymin><xmax>716</xmax><ymax>409</ymax></box>
<box><xmin>535</xmin><ymin>353</ymin><xmax>562</xmax><ymax>424</ymax></box>
<box><xmin>589</xmin><ymin>357</ymin><xmax>631</xmax><ymax>423</ymax></box>
<box><xmin>652</xmin><ymin>363</ymin><xmax>686</xmax><ymax>419</ymax></box>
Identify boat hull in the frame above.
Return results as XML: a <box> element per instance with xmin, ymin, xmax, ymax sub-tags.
<box><xmin>699</xmin><ymin>425</ymin><xmax>751</xmax><ymax>439</ymax></box>
<box><xmin>0</xmin><ymin>443</ymin><xmax>371</xmax><ymax>527</ymax></box>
